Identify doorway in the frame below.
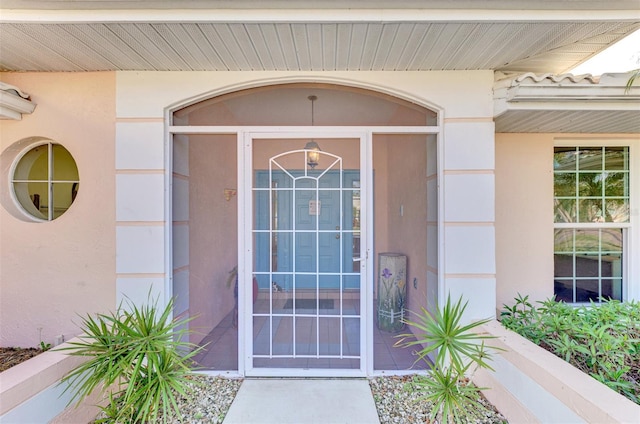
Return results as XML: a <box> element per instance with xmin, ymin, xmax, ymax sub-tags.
<box><xmin>244</xmin><ymin>133</ymin><xmax>367</xmax><ymax>376</ymax></box>
<box><xmin>170</xmin><ymin>83</ymin><xmax>439</xmax><ymax>376</ymax></box>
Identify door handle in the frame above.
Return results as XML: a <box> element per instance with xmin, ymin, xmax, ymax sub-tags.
<box><xmin>352</xmin><ymin>251</ymin><xmax>368</xmax><ymax>262</ymax></box>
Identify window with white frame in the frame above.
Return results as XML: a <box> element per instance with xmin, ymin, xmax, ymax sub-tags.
<box><xmin>11</xmin><ymin>141</ymin><xmax>79</xmax><ymax>221</ymax></box>
<box><xmin>553</xmin><ymin>145</ymin><xmax>630</xmax><ymax>303</ymax></box>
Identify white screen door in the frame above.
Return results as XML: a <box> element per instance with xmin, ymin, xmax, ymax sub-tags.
<box><xmin>243</xmin><ymin>132</ymin><xmax>367</xmax><ymax>376</ymax></box>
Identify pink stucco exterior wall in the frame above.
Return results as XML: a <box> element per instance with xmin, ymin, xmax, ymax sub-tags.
<box><xmin>495</xmin><ymin>133</ymin><xmax>637</xmax><ymax>312</ymax></box>
<box><xmin>495</xmin><ymin>133</ymin><xmax>554</xmax><ymax>311</ymax></box>
<box><xmin>0</xmin><ymin>72</ymin><xmax>116</xmax><ymax>348</ymax></box>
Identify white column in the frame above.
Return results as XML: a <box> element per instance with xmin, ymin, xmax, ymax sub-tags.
<box><xmin>115</xmin><ymin>121</ymin><xmax>169</xmax><ymax>309</ymax></box>
<box><xmin>442</xmin><ymin>121</ymin><xmax>496</xmax><ymax>321</ymax></box>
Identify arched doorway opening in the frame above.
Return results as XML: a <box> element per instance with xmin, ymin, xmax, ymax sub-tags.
<box><xmin>170</xmin><ymin>83</ymin><xmax>439</xmax><ymax>376</ymax></box>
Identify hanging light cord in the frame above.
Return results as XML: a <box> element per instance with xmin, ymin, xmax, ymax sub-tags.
<box><xmin>308</xmin><ymin>95</ymin><xmax>317</xmax><ymax>125</ymax></box>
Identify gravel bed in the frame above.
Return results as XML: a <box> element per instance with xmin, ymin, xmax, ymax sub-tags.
<box><xmin>153</xmin><ymin>375</ymin><xmax>243</xmax><ymax>424</ymax></box>
<box><xmin>370</xmin><ymin>375</ymin><xmax>507</xmax><ymax>424</ymax></box>
<box><xmin>97</xmin><ymin>374</ymin><xmax>507</xmax><ymax>423</ymax></box>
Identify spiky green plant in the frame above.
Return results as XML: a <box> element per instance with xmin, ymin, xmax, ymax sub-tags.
<box><xmin>626</xmin><ymin>68</ymin><xmax>639</xmax><ymax>93</ymax></box>
<box><xmin>395</xmin><ymin>295</ymin><xmax>501</xmax><ymax>424</ymax></box>
<box><xmin>59</xmin><ymin>295</ymin><xmax>201</xmax><ymax>423</ymax></box>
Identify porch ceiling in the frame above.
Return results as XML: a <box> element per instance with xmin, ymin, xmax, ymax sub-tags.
<box><xmin>3</xmin><ymin>1</ymin><xmax>640</xmax><ymax>10</ymax></box>
<box><xmin>495</xmin><ymin>109</ymin><xmax>640</xmax><ymax>133</ymax></box>
<box><xmin>1</xmin><ymin>2</ymin><xmax>638</xmax><ymax>133</ymax></box>
<box><xmin>0</xmin><ymin>3</ymin><xmax>639</xmax><ymax>73</ymax></box>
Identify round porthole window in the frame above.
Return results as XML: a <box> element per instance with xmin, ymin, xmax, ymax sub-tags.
<box><xmin>11</xmin><ymin>141</ymin><xmax>79</xmax><ymax>221</ymax></box>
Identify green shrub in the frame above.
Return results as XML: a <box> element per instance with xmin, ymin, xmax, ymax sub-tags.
<box><xmin>395</xmin><ymin>295</ymin><xmax>502</xmax><ymax>424</ymax></box>
<box><xmin>59</xmin><ymin>295</ymin><xmax>201</xmax><ymax>423</ymax></box>
<box><xmin>501</xmin><ymin>295</ymin><xmax>640</xmax><ymax>404</ymax></box>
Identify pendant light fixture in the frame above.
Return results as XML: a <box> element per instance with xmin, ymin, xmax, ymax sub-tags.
<box><xmin>304</xmin><ymin>95</ymin><xmax>321</xmax><ymax>169</ymax></box>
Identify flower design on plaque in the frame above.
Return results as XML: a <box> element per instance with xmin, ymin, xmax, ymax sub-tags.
<box><xmin>377</xmin><ymin>253</ymin><xmax>407</xmax><ymax>332</ymax></box>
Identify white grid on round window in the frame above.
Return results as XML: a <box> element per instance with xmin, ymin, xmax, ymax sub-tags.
<box><xmin>11</xmin><ymin>141</ymin><xmax>79</xmax><ymax>221</ymax></box>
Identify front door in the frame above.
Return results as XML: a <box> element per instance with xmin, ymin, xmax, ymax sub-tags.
<box><xmin>244</xmin><ymin>132</ymin><xmax>366</xmax><ymax>376</ymax></box>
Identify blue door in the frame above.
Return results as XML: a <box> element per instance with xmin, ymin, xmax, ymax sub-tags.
<box><xmin>255</xmin><ymin>170</ymin><xmax>359</xmax><ymax>292</ymax></box>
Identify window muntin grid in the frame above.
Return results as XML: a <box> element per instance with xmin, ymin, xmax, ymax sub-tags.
<box><xmin>554</xmin><ymin>147</ymin><xmax>629</xmax><ymax>223</ymax></box>
<box><xmin>11</xmin><ymin>142</ymin><xmax>79</xmax><ymax>221</ymax></box>
<box><xmin>553</xmin><ymin>146</ymin><xmax>628</xmax><ymax>303</ymax></box>
<box><xmin>554</xmin><ymin>228</ymin><xmax>623</xmax><ymax>303</ymax></box>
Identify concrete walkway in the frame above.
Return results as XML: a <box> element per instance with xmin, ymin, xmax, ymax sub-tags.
<box><xmin>223</xmin><ymin>379</ymin><xmax>380</xmax><ymax>424</ymax></box>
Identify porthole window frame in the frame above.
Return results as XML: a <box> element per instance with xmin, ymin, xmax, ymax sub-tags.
<box><xmin>9</xmin><ymin>140</ymin><xmax>79</xmax><ymax>222</ymax></box>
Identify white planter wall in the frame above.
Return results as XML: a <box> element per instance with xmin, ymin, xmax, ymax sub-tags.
<box><xmin>475</xmin><ymin>321</ymin><xmax>640</xmax><ymax>424</ymax></box>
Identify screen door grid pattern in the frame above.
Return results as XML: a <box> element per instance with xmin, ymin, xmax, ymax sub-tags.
<box><xmin>252</xmin><ymin>149</ymin><xmax>361</xmax><ymax>364</ymax></box>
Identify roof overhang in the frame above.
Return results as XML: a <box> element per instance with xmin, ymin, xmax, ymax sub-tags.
<box><xmin>494</xmin><ymin>73</ymin><xmax>640</xmax><ymax>133</ymax></box>
<box><xmin>1</xmin><ymin>2</ymin><xmax>639</xmax><ymax>73</ymax></box>
<box><xmin>1</xmin><ymin>1</ymin><xmax>638</xmax><ymax>133</ymax></box>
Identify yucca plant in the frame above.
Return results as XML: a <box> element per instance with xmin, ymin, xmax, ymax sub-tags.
<box><xmin>395</xmin><ymin>295</ymin><xmax>501</xmax><ymax>424</ymax></box>
<box><xmin>626</xmin><ymin>68</ymin><xmax>639</xmax><ymax>93</ymax></box>
<box><xmin>59</xmin><ymin>295</ymin><xmax>201</xmax><ymax>423</ymax></box>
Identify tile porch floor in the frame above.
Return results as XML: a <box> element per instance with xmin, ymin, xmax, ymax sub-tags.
<box><xmin>192</xmin><ymin>301</ymin><xmax>429</xmax><ymax>372</ymax></box>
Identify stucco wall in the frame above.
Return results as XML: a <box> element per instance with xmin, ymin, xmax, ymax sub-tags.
<box><xmin>495</xmin><ymin>133</ymin><xmax>554</xmax><ymax>311</ymax></box>
<box><xmin>495</xmin><ymin>133</ymin><xmax>640</xmax><ymax>310</ymax></box>
<box><xmin>0</xmin><ymin>72</ymin><xmax>116</xmax><ymax>347</ymax></box>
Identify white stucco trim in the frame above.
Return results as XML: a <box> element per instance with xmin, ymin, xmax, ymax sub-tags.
<box><xmin>116</xmin><ymin>225</ymin><xmax>166</xmax><ymax>274</ymax></box>
<box><xmin>119</xmin><ymin>71</ymin><xmax>491</xmax><ymax>119</ymax></box>
<box><xmin>116</xmin><ymin>174</ymin><xmax>165</xmax><ymax>221</ymax></box>
<box><xmin>164</xmin><ymin>74</ymin><xmax>449</xmax><ymax>118</ymax></box>
<box><xmin>115</xmin><ymin>122</ymin><xmax>165</xmax><ymax>170</ymax></box>
<box><xmin>2</xmin><ymin>137</ymin><xmax>54</xmax><ymax>222</ymax></box>
<box><xmin>443</xmin><ymin>121</ymin><xmax>495</xmax><ymax>170</ymax></box>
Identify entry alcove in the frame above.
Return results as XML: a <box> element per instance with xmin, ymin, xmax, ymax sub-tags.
<box><xmin>171</xmin><ymin>83</ymin><xmax>437</xmax><ymax>374</ymax></box>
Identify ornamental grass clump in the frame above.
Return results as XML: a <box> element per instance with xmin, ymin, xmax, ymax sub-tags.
<box><xmin>501</xmin><ymin>294</ymin><xmax>640</xmax><ymax>404</ymax></box>
<box><xmin>59</xmin><ymin>295</ymin><xmax>201</xmax><ymax>423</ymax></box>
<box><xmin>395</xmin><ymin>295</ymin><xmax>502</xmax><ymax>424</ymax></box>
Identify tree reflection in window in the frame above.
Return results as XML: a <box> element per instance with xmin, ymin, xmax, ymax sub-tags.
<box><xmin>554</xmin><ymin>147</ymin><xmax>629</xmax><ymax>223</ymax></box>
<box><xmin>553</xmin><ymin>146</ymin><xmax>628</xmax><ymax>303</ymax></box>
